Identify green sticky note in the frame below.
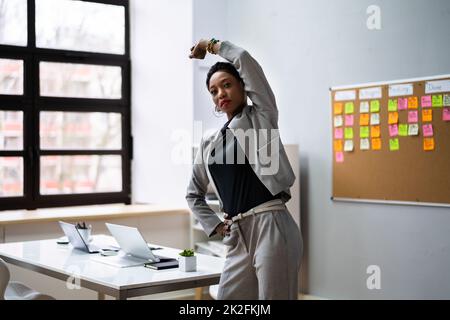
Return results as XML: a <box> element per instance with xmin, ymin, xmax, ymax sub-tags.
<box><xmin>389</xmin><ymin>138</ymin><xmax>399</xmax><ymax>151</ymax></box>
<box><xmin>344</xmin><ymin>127</ymin><xmax>354</xmax><ymax>139</ymax></box>
<box><xmin>344</xmin><ymin>102</ymin><xmax>354</xmax><ymax>114</ymax></box>
<box><xmin>398</xmin><ymin>124</ymin><xmax>408</xmax><ymax>136</ymax></box>
<box><xmin>388</xmin><ymin>99</ymin><xmax>398</xmax><ymax>111</ymax></box>
<box><xmin>360</xmin><ymin>126</ymin><xmax>370</xmax><ymax>138</ymax></box>
<box><xmin>370</xmin><ymin>100</ymin><xmax>380</xmax><ymax>112</ymax></box>
<box><xmin>432</xmin><ymin>95</ymin><xmax>443</xmax><ymax>107</ymax></box>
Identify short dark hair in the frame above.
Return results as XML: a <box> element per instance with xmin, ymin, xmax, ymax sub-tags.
<box><xmin>206</xmin><ymin>62</ymin><xmax>244</xmax><ymax>89</ymax></box>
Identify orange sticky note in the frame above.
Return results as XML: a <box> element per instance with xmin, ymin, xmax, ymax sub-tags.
<box><xmin>371</xmin><ymin>125</ymin><xmax>381</xmax><ymax>138</ymax></box>
<box><xmin>423</xmin><ymin>138</ymin><xmax>435</xmax><ymax>151</ymax></box>
<box><xmin>334</xmin><ymin>140</ymin><xmax>343</xmax><ymax>152</ymax></box>
<box><xmin>388</xmin><ymin>112</ymin><xmax>399</xmax><ymax>124</ymax></box>
<box><xmin>359</xmin><ymin>114</ymin><xmax>370</xmax><ymax>126</ymax></box>
<box><xmin>408</xmin><ymin>96</ymin><xmax>418</xmax><ymax>109</ymax></box>
<box><xmin>371</xmin><ymin>138</ymin><xmax>381</xmax><ymax>150</ymax></box>
<box><xmin>422</xmin><ymin>109</ymin><xmax>432</xmax><ymax>122</ymax></box>
<box><xmin>334</xmin><ymin>102</ymin><xmax>343</xmax><ymax>115</ymax></box>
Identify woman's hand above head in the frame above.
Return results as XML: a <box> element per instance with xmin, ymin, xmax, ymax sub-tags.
<box><xmin>189</xmin><ymin>39</ymin><xmax>209</xmax><ymax>59</ymax></box>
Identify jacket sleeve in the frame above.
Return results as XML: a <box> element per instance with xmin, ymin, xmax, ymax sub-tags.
<box><xmin>185</xmin><ymin>138</ymin><xmax>223</xmax><ymax>237</ymax></box>
<box><xmin>219</xmin><ymin>41</ymin><xmax>278</xmax><ymax>115</ymax></box>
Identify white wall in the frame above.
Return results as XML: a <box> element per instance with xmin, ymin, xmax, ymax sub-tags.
<box><xmin>131</xmin><ymin>0</ymin><xmax>194</xmax><ymax>205</ymax></box>
<box><xmin>192</xmin><ymin>0</ymin><xmax>229</xmax><ymax>143</ymax></box>
<box><xmin>216</xmin><ymin>0</ymin><xmax>450</xmax><ymax>299</ymax></box>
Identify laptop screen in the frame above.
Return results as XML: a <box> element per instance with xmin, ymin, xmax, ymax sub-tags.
<box><xmin>59</xmin><ymin>221</ymin><xmax>90</xmax><ymax>252</ymax></box>
<box><xmin>105</xmin><ymin>223</ymin><xmax>160</xmax><ymax>262</ymax></box>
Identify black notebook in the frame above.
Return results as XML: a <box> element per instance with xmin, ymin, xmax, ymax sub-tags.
<box><xmin>144</xmin><ymin>258</ymin><xmax>179</xmax><ymax>270</ymax></box>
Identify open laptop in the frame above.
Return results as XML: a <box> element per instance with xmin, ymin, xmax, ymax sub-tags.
<box><xmin>97</xmin><ymin>223</ymin><xmax>178</xmax><ymax>269</ymax></box>
<box><xmin>58</xmin><ymin>221</ymin><xmax>107</xmax><ymax>254</ymax></box>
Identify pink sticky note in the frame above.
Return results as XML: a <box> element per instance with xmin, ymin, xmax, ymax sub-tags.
<box><xmin>443</xmin><ymin>108</ymin><xmax>450</xmax><ymax>121</ymax></box>
<box><xmin>345</xmin><ymin>115</ymin><xmax>354</xmax><ymax>126</ymax></box>
<box><xmin>334</xmin><ymin>128</ymin><xmax>343</xmax><ymax>139</ymax></box>
<box><xmin>421</xmin><ymin>95</ymin><xmax>432</xmax><ymax>108</ymax></box>
<box><xmin>335</xmin><ymin>152</ymin><xmax>344</xmax><ymax>163</ymax></box>
<box><xmin>408</xmin><ymin>111</ymin><xmax>418</xmax><ymax>123</ymax></box>
<box><xmin>398</xmin><ymin>98</ymin><xmax>408</xmax><ymax>110</ymax></box>
<box><xmin>422</xmin><ymin>124</ymin><xmax>434</xmax><ymax>137</ymax></box>
<box><xmin>389</xmin><ymin>124</ymin><xmax>399</xmax><ymax>137</ymax></box>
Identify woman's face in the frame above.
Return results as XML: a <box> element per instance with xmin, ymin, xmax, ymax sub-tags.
<box><xmin>208</xmin><ymin>71</ymin><xmax>246</xmax><ymax>118</ymax></box>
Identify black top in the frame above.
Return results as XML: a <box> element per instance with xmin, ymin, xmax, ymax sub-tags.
<box><xmin>208</xmin><ymin>120</ymin><xmax>279</xmax><ymax>218</ymax></box>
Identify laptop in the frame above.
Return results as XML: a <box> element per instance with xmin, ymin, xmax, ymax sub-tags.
<box><xmin>98</xmin><ymin>223</ymin><xmax>178</xmax><ymax>269</ymax></box>
<box><xmin>58</xmin><ymin>221</ymin><xmax>109</xmax><ymax>254</ymax></box>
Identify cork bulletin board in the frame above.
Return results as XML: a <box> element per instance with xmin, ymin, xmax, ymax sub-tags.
<box><xmin>331</xmin><ymin>75</ymin><xmax>450</xmax><ymax>207</ymax></box>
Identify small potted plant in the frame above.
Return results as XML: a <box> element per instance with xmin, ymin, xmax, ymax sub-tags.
<box><xmin>178</xmin><ymin>249</ymin><xmax>196</xmax><ymax>272</ymax></box>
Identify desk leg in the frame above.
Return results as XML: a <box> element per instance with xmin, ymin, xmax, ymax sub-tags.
<box><xmin>98</xmin><ymin>292</ymin><xmax>105</xmax><ymax>300</ymax></box>
<box><xmin>195</xmin><ymin>287</ymin><xmax>203</xmax><ymax>300</ymax></box>
<box><xmin>117</xmin><ymin>291</ymin><xmax>127</xmax><ymax>300</ymax></box>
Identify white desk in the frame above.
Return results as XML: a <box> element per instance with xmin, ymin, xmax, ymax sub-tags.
<box><xmin>0</xmin><ymin>235</ymin><xmax>224</xmax><ymax>300</ymax></box>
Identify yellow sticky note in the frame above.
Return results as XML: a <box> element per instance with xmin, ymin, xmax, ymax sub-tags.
<box><xmin>389</xmin><ymin>138</ymin><xmax>400</xmax><ymax>151</ymax></box>
<box><xmin>371</xmin><ymin>125</ymin><xmax>381</xmax><ymax>138</ymax></box>
<box><xmin>371</xmin><ymin>138</ymin><xmax>381</xmax><ymax>150</ymax></box>
<box><xmin>432</xmin><ymin>95</ymin><xmax>443</xmax><ymax>107</ymax></box>
<box><xmin>359</xmin><ymin>114</ymin><xmax>370</xmax><ymax>126</ymax></box>
<box><xmin>388</xmin><ymin>99</ymin><xmax>398</xmax><ymax>111</ymax></box>
<box><xmin>344</xmin><ymin>102</ymin><xmax>354</xmax><ymax>114</ymax></box>
<box><xmin>423</xmin><ymin>137</ymin><xmax>435</xmax><ymax>151</ymax></box>
<box><xmin>334</xmin><ymin>140</ymin><xmax>343</xmax><ymax>152</ymax></box>
<box><xmin>370</xmin><ymin>100</ymin><xmax>380</xmax><ymax>113</ymax></box>
<box><xmin>408</xmin><ymin>96</ymin><xmax>418</xmax><ymax>109</ymax></box>
<box><xmin>422</xmin><ymin>109</ymin><xmax>432</xmax><ymax>122</ymax></box>
<box><xmin>398</xmin><ymin>124</ymin><xmax>408</xmax><ymax>136</ymax></box>
<box><xmin>360</xmin><ymin>126</ymin><xmax>370</xmax><ymax>138</ymax></box>
<box><xmin>344</xmin><ymin>127</ymin><xmax>353</xmax><ymax>139</ymax></box>
<box><xmin>334</xmin><ymin>102</ymin><xmax>343</xmax><ymax>115</ymax></box>
<box><xmin>388</xmin><ymin>112</ymin><xmax>399</xmax><ymax>125</ymax></box>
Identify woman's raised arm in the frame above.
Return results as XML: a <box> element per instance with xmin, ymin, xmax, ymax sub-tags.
<box><xmin>190</xmin><ymin>39</ymin><xmax>278</xmax><ymax>115</ymax></box>
<box><xmin>219</xmin><ymin>41</ymin><xmax>278</xmax><ymax>114</ymax></box>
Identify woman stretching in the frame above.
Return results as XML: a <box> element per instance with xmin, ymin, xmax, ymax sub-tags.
<box><xmin>186</xmin><ymin>38</ymin><xmax>302</xmax><ymax>300</ymax></box>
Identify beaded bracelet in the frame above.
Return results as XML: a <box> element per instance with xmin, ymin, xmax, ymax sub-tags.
<box><xmin>207</xmin><ymin>38</ymin><xmax>219</xmax><ymax>54</ymax></box>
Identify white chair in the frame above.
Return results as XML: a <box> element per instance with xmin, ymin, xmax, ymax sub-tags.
<box><xmin>0</xmin><ymin>258</ymin><xmax>55</xmax><ymax>300</ymax></box>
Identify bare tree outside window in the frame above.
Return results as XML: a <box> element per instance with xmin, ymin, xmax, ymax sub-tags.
<box><xmin>0</xmin><ymin>0</ymin><xmax>27</xmax><ymax>46</ymax></box>
<box><xmin>40</xmin><ymin>155</ymin><xmax>121</xmax><ymax>195</ymax></box>
<box><xmin>40</xmin><ymin>111</ymin><xmax>121</xmax><ymax>150</ymax></box>
<box><xmin>36</xmin><ymin>0</ymin><xmax>124</xmax><ymax>54</ymax></box>
<box><xmin>0</xmin><ymin>58</ymin><xmax>24</xmax><ymax>95</ymax></box>
<box><xmin>39</xmin><ymin>62</ymin><xmax>122</xmax><ymax>99</ymax></box>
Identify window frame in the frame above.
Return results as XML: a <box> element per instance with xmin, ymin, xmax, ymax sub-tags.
<box><xmin>0</xmin><ymin>0</ymin><xmax>131</xmax><ymax>210</ymax></box>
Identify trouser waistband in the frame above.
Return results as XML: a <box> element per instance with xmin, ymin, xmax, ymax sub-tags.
<box><xmin>229</xmin><ymin>199</ymin><xmax>286</xmax><ymax>223</ymax></box>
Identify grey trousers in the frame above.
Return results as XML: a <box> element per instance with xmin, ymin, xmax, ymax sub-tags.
<box><xmin>217</xmin><ymin>209</ymin><xmax>303</xmax><ymax>300</ymax></box>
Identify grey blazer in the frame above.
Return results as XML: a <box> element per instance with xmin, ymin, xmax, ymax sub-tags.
<box><xmin>186</xmin><ymin>41</ymin><xmax>295</xmax><ymax>237</ymax></box>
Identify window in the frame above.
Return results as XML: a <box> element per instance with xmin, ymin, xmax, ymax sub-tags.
<box><xmin>0</xmin><ymin>0</ymin><xmax>130</xmax><ymax>210</ymax></box>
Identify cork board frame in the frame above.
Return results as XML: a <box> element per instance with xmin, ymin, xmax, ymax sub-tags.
<box><xmin>331</xmin><ymin>74</ymin><xmax>450</xmax><ymax>207</ymax></box>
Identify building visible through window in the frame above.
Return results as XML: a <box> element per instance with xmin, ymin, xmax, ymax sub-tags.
<box><xmin>0</xmin><ymin>0</ymin><xmax>131</xmax><ymax>210</ymax></box>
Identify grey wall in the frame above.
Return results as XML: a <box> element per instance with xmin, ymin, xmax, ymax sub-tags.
<box><xmin>217</xmin><ymin>0</ymin><xmax>450</xmax><ymax>299</ymax></box>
